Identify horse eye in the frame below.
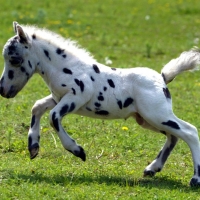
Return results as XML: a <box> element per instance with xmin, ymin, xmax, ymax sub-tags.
<box><xmin>9</xmin><ymin>56</ymin><xmax>23</xmax><ymax>66</ymax></box>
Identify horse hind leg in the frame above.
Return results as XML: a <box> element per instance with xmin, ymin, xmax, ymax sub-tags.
<box><xmin>144</xmin><ymin>133</ymin><xmax>178</xmax><ymax>177</ymax></box>
<box><xmin>135</xmin><ymin>106</ymin><xmax>200</xmax><ymax>186</ymax></box>
<box><xmin>140</xmin><ymin>112</ymin><xmax>200</xmax><ymax>187</ymax></box>
<box><xmin>135</xmin><ymin>113</ymin><xmax>179</xmax><ymax>176</ymax></box>
<box><xmin>159</xmin><ymin>117</ymin><xmax>200</xmax><ymax>186</ymax></box>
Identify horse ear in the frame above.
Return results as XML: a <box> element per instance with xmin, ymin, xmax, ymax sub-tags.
<box><xmin>16</xmin><ymin>24</ymin><xmax>29</xmax><ymax>44</ymax></box>
<box><xmin>13</xmin><ymin>21</ymin><xmax>18</xmax><ymax>34</ymax></box>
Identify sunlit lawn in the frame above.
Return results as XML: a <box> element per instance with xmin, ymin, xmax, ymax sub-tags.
<box><xmin>0</xmin><ymin>0</ymin><xmax>200</xmax><ymax>199</ymax></box>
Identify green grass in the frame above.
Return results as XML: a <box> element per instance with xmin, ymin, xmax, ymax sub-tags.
<box><xmin>1</xmin><ymin>0</ymin><xmax>200</xmax><ymax>199</ymax></box>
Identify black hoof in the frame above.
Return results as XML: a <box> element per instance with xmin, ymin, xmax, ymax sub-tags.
<box><xmin>143</xmin><ymin>170</ymin><xmax>156</xmax><ymax>177</ymax></box>
<box><xmin>190</xmin><ymin>178</ymin><xmax>200</xmax><ymax>187</ymax></box>
<box><xmin>29</xmin><ymin>143</ymin><xmax>39</xmax><ymax>159</ymax></box>
<box><xmin>74</xmin><ymin>146</ymin><xmax>86</xmax><ymax>161</ymax></box>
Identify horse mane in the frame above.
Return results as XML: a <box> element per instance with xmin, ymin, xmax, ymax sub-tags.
<box><xmin>22</xmin><ymin>25</ymin><xmax>96</xmax><ymax>63</ymax></box>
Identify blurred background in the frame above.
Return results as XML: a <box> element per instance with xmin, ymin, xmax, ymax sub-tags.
<box><xmin>1</xmin><ymin>0</ymin><xmax>200</xmax><ymax>70</ymax></box>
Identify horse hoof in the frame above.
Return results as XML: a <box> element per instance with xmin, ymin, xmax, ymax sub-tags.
<box><xmin>190</xmin><ymin>178</ymin><xmax>200</xmax><ymax>187</ymax></box>
<box><xmin>143</xmin><ymin>169</ymin><xmax>156</xmax><ymax>177</ymax></box>
<box><xmin>29</xmin><ymin>143</ymin><xmax>39</xmax><ymax>159</ymax></box>
<box><xmin>74</xmin><ymin>146</ymin><xmax>86</xmax><ymax>161</ymax></box>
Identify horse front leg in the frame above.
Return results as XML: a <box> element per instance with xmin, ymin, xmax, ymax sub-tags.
<box><xmin>49</xmin><ymin>95</ymin><xmax>86</xmax><ymax>161</ymax></box>
<box><xmin>28</xmin><ymin>94</ymin><xmax>56</xmax><ymax>159</ymax></box>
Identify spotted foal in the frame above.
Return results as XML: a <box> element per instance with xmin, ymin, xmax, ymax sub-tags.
<box><xmin>1</xmin><ymin>22</ymin><xmax>200</xmax><ymax>186</ymax></box>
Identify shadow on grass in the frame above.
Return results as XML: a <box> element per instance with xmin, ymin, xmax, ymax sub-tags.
<box><xmin>1</xmin><ymin>168</ymin><xmax>200</xmax><ymax>192</ymax></box>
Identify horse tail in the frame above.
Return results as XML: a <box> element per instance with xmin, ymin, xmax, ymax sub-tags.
<box><xmin>161</xmin><ymin>47</ymin><xmax>200</xmax><ymax>84</ymax></box>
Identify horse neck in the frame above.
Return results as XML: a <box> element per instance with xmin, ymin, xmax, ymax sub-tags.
<box><xmin>32</xmin><ymin>39</ymin><xmax>63</xmax><ymax>74</ymax></box>
<box><xmin>32</xmin><ymin>40</ymin><xmax>86</xmax><ymax>81</ymax></box>
<box><xmin>32</xmin><ymin>37</ymin><xmax>96</xmax><ymax>76</ymax></box>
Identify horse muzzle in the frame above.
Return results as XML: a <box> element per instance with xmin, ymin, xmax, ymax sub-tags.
<box><xmin>0</xmin><ymin>85</ymin><xmax>17</xmax><ymax>98</ymax></box>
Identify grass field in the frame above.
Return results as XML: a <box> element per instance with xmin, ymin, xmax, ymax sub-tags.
<box><xmin>1</xmin><ymin>0</ymin><xmax>200</xmax><ymax>199</ymax></box>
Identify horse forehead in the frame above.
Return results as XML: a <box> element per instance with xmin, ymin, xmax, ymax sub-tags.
<box><xmin>3</xmin><ymin>36</ymin><xmax>21</xmax><ymax>55</ymax></box>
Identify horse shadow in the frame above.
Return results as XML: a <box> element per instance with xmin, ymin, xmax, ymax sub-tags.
<box><xmin>2</xmin><ymin>168</ymin><xmax>200</xmax><ymax>192</ymax></box>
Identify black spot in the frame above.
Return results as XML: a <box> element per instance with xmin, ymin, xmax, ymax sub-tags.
<box><xmin>161</xmin><ymin>135</ymin><xmax>177</xmax><ymax>164</ymax></box>
<box><xmin>95</xmin><ymin>110</ymin><xmax>109</xmax><ymax>115</ymax></box>
<box><xmin>62</xmin><ymin>84</ymin><xmax>66</xmax><ymax>87</ymax></box>
<box><xmin>21</xmin><ymin>67</ymin><xmax>26</xmax><ymax>73</ymax></box>
<box><xmin>56</xmin><ymin>48</ymin><xmax>64</xmax><ymax>55</ymax></box>
<box><xmin>52</xmin><ymin>112</ymin><xmax>59</xmax><ymax>131</ymax></box>
<box><xmin>161</xmin><ymin>148</ymin><xmax>170</xmax><ymax>164</ymax></box>
<box><xmin>42</xmin><ymin>71</ymin><xmax>44</xmax><ymax>75</ymax></box>
<box><xmin>156</xmin><ymin>150</ymin><xmax>162</xmax><ymax>159</ymax></box>
<box><xmin>8</xmin><ymin>45</ymin><xmax>16</xmax><ymax>55</ymax></box>
<box><xmin>171</xmin><ymin>135</ymin><xmax>178</xmax><ymax>145</ymax></box>
<box><xmin>93</xmin><ymin>64</ymin><xmax>100</xmax><ymax>73</ymax></box>
<box><xmin>98</xmin><ymin>95</ymin><xmax>104</xmax><ymax>101</ymax></box>
<box><xmin>32</xmin><ymin>34</ymin><xmax>36</xmax><ymax>39</ymax></box>
<box><xmin>95</xmin><ymin>102</ymin><xmax>101</xmax><ymax>107</ymax></box>
<box><xmin>117</xmin><ymin>100</ymin><xmax>122</xmax><ymax>109</ymax></box>
<box><xmin>25</xmin><ymin>46</ymin><xmax>28</xmax><ymax>49</ymax></box>
<box><xmin>103</xmin><ymin>87</ymin><xmax>107</xmax><ymax>91</ymax></box>
<box><xmin>74</xmin><ymin>79</ymin><xmax>80</xmax><ymax>86</ymax></box>
<box><xmin>107</xmin><ymin>79</ymin><xmax>115</xmax><ymax>88</ymax></box>
<box><xmin>8</xmin><ymin>51</ymin><xmax>14</xmax><ymax>55</ymax></box>
<box><xmin>90</xmin><ymin>76</ymin><xmax>95</xmax><ymax>81</ymax></box>
<box><xmin>72</xmin><ymin>88</ymin><xmax>76</xmax><ymax>95</ymax></box>
<box><xmin>111</xmin><ymin>68</ymin><xmax>116</xmax><ymax>71</ymax></box>
<box><xmin>60</xmin><ymin>105</ymin><xmax>69</xmax><ymax>117</ymax></box>
<box><xmin>163</xmin><ymin>88</ymin><xmax>171</xmax><ymax>99</ymax></box>
<box><xmin>63</xmin><ymin>68</ymin><xmax>73</xmax><ymax>75</ymax></box>
<box><xmin>44</xmin><ymin>49</ymin><xmax>51</xmax><ymax>61</ymax></box>
<box><xmin>123</xmin><ymin>97</ymin><xmax>134</xmax><ymax>108</ymax></box>
<box><xmin>31</xmin><ymin>115</ymin><xmax>35</xmax><ymax>128</ymax></box>
<box><xmin>28</xmin><ymin>136</ymin><xmax>32</xmax><ymax>149</ymax></box>
<box><xmin>28</xmin><ymin>60</ymin><xmax>32</xmax><ymax>68</ymax></box>
<box><xmin>162</xmin><ymin>120</ymin><xmax>180</xmax><ymax>129</ymax></box>
<box><xmin>80</xmin><ymin>81</ymin><xmax>84</xmax><ymax>92</ymax></box>
<box><xmin>198</xmin><ymin>165</ymin><xmax>200</xmax><ymax>177</ymax></box>
<box><xmin>8</xmin><ymin>70</ymin><xmax>14</xmax><ymax>80</ymax></box>
<box><xmin>75</xmin><ymin>79</ymin><xmax>84</xmax><ymax>92</ymax></box>
<box><xmin>68</xmin><ymin>102</ymin><xmax>75</xmax><ymax>113</ymax></box>
<box><xmin>62</xmin><ymin>54</ymin><xmax>67</xmax><ymax>58</ymax></box>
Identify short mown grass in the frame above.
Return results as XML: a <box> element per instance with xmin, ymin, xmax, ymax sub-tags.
<box><xmin>1</xmin><ymin>0</ymin><xmax>200</xmax><ymax>199</ymax></box>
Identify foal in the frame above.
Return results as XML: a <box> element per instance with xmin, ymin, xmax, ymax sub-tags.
<box><xmin>1</xmin><ymin>22</ymin><xmax>200</xmax><ymax>186</ymax></box>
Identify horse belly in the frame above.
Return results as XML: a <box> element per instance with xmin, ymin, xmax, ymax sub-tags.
<box><xmin>75</xmin><ymin>103</ymin><xmax>136</xmax><ymax>120</ymax></box>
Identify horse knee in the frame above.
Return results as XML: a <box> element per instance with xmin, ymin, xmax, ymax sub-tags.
<box><xmin>31</xmin><ymin>100</ymin><xmax>45</xmax><ymax>116</ymax></box>
<box><xmin>32</xmin><ymin>95</ymin><xmax>56</xmax><ymax>116</ymax></box>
